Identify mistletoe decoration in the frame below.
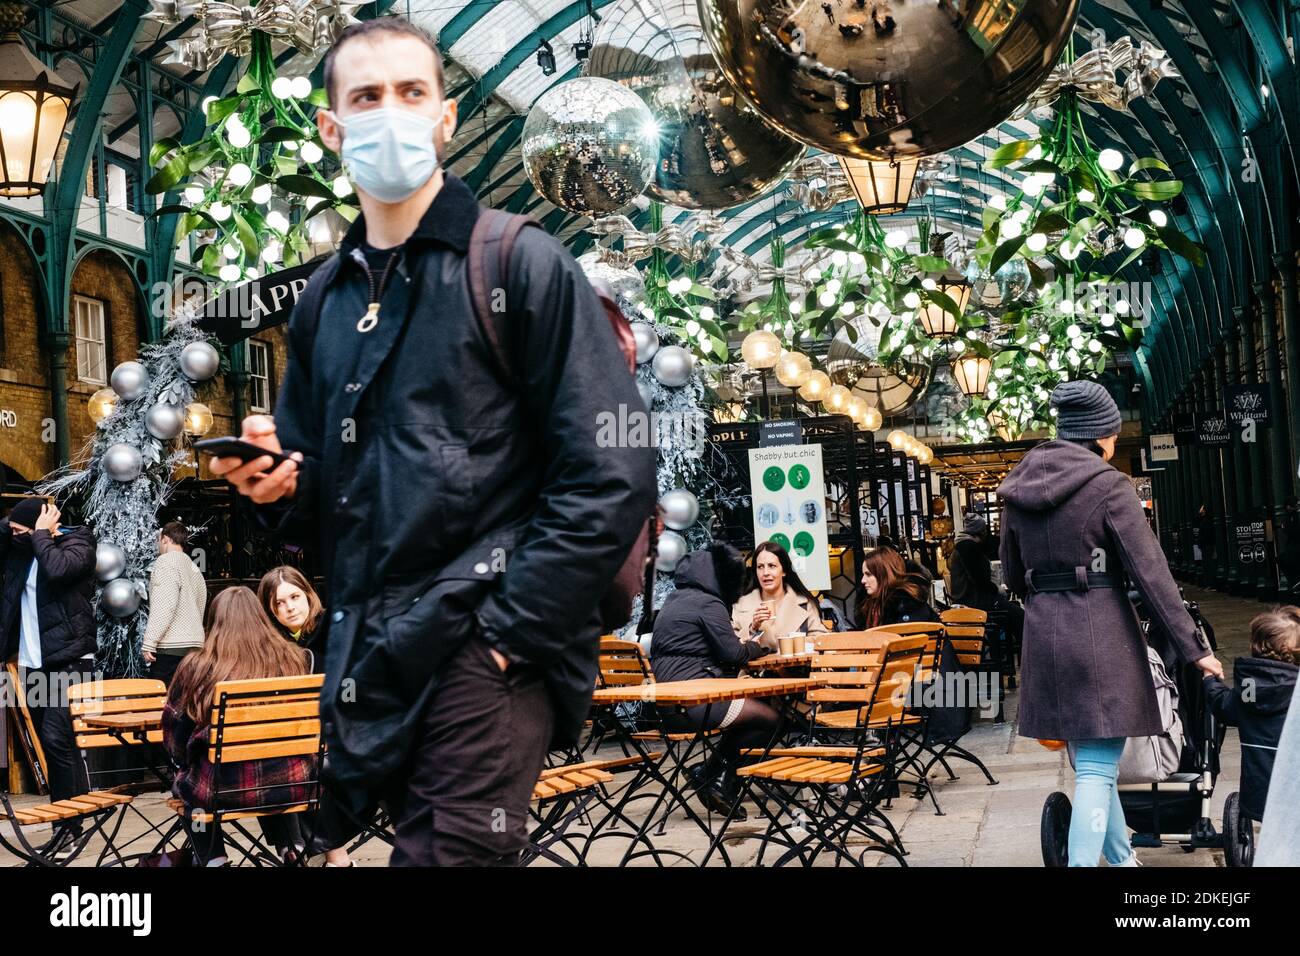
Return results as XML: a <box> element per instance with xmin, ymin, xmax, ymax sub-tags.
<box><xmin>631</xmin><ymin>202</ymin><xmax>730</xmax><ymax>360</ymax></box>
<box><xmin>147</xmin><ymin>31</ymin><xmax>356</xmax><ymax>282</ymax></box>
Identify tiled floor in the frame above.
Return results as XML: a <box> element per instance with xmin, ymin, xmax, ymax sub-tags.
<box><xmin>0</xmin><ymin>584</ymin><xmax>1275</xmax><ymax>867</ymax></box>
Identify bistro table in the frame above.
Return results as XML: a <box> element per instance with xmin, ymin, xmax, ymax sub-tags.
<box><xmin>745</xmin><ymin>652</ymin><xmax>816</xmax><ymax>671</ymax></box>
<box><xmin>81</xmin><ymin>710</ymin><xmax>171</xmax><ymax>788</ymax></box>
<box><xmin>586</xmin><ymin>677</ymin><xmax>824</xmax><ymax>866</ymax></box>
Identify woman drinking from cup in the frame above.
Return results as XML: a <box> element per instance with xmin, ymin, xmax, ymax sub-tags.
<box><xmin>732</xmin><ymin>541</ymin><xmax>829</xmax><ymax>645</ymax></box>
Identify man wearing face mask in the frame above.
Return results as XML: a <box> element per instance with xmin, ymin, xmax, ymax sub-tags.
<box><xmin>1</xmin><ymin>500</ymin><xmax>98</xmax><ymax>809</ymax></box>
<box><xmin>210</xmin><ymin>17</ymin><xmax>656</xmax><ymax>866</ymax></box>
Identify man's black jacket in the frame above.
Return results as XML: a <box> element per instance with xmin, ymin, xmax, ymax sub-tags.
<box><xmin>258</xmin><ymin>175</ymin><xmax>657</xmax><ymax>781</ymax></box>
<box><xmin>0</xmin><ymin>521</ymin><xmax>97</xmax><ymax>667</ymax></box>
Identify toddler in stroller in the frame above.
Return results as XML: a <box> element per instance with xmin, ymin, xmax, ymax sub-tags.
<box><xmin>1203</xmin><ymin>607</ymin><xmax>1299</xmax><ymax>833</ymax></box>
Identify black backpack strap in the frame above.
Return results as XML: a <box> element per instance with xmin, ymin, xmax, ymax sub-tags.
<box><xmin>290</xmin><ymin>253</ymin><xmax>342</xmax><ymax>357</ymax></box>
<box><xmin>468</xmin><ymin>207</ymin><xmax>540</xmax><ymax>389</ymax></box>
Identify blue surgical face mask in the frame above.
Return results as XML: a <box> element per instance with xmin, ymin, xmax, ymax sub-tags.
<box><xmin>334</xmin><ymin>106</ymin><xmax>444</xmax><ymax>204</ymax></box>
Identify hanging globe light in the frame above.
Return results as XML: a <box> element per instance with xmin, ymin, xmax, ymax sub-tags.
<box><xmin>917</xmin><ymin>445</ymin><xmax>934</xmax><ymax>465</ymax></box>
<box><xmin>862</xmin><ymin>405</ymin><xmax>884</xmax><ymax>432</ymax></box>
<box><xmin>0</xmin><ymin>3</ymin><xmax>79</xmax><ymax>196</ymax></box>
<box><xmin>87</xmin><ymin>387</ymin><xmax>118</xmax><ymax>423</ymax></box>
<box><xmin>740</xmin><ymin>329</ymin><xmax>781</xmax><ymax>369</ymax></box>
<box><xmin>797</xmin><ymin>369</ymin><xmax>831</xmax><ymax>403</ymax></box>
<box><xmin>775</xmin><ymin>350</ymin><xmax>811</xmax><ymax>387</ymax></box>
<box><xmin>823</xmin><ymin>384</ymin><xmax>852</xmax><ymax>414</ymax></box>
<box><xmin>184</xmin><ymin>402</ymin><xmax>214</xmax><ymax>437</ymax></box>
<box><xmin>887</xmin><ymin>429</ymin><xmax>910</xmax><ymax>451</ymax></box>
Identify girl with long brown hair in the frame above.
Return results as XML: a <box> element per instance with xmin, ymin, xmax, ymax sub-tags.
<box><xmin>162</xmin><ymin>586</ymin><xmax>315</xmax><ymax>865</ymax></box>
<box><xmin>858</xmin><ymin>547</ymin><xmax>939</xmax><ymax>628</ymax></box>
<box><xmin>258</xmin><ymin>566</ymin><xmax>326</xmax><ymax>673</ymax></box>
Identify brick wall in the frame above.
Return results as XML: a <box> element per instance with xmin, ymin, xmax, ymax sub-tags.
<box><xmin>0</xmin><ymin>222</ymin><xmax>291</xmax><ymax>488</ymax></box>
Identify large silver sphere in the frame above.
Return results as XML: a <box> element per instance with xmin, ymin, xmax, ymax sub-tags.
<box><xmin>110</xmin><ymin>361</ymin><xmax>149</xmax><ymax>401</ymax></box>
<box><xmin>100</xmin><ymin>578</ymin><xmax>142</xmax><ymax>618</ymax></box>
<box><xmin>652</xmin><ymin>345</ymin><xmax>694</xmax><ymax>387</ymax></box>
<box><xmin>95</xmin><ymin>541</ymin><xmax>127</xmax><ymax>582</ymax></box>
<box><xmin>696</xmin><ymin>0</ymin><xmax>1079</xmax><ymax>159</ymax></box>
<box><xmin>656</xmin><ymin>530</ymin><xmax>689</xmax><ymax>572</ymax></box>
<box><xmin>179</xmin><ymin>341</ymin><xmax>220</xmax><ymax>381</ymax></box>
<box><xmin>521</xmin><ymin>77</ymin><xmax>659</xmax><ymax>216</ymax></box>
<box><xmin>631</xmin><ymin>322</ymin><xmax>661</xmax><ymax>364</ymax></box>
<box><xmin>660</xmin><ymin>488</ymin><xmax>700</xmax><ymax>530</ymax></box>
<box><xmin>590</xmin><ymin>0</ymin><xmax>805</xmax><ymax>209</ymax></box>
<box><xmin>103</xmin><ymin>443</ymin><xmax>144</xmax><ymax>483</ymax></box>
<box><xmin>145</xmin><ymin>402</ymin><xmax>185</xmax><ymax>441</ymax></box>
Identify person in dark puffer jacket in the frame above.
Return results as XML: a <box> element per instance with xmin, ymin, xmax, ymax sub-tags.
<box><xmin>1204</xmin><ymin>606</ymin><xmax>1300</xmax><ymax>822</ymax></box>
<box><xmin>1</xmin><ymin>498</ymin><xmax>97</xmax><ymax>804</ymax></box>
<box><xmin>651</xmin><ymin>544</ymin><xmax>778</xmax><ymax>816</ymax></box>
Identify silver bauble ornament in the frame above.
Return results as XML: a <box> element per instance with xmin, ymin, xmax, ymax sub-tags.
<box><xmin>521</xmin><ymin>77</ymin><xmax>658</xmax><ymax>216</ymax></box>
<box><xmin>577</xmin><ymin>251</ymin><xmax>647</xmax><ymax>313</ymax></box>
<box><xmin>631</xmin><ymin>322</ymin><xmax>660</xmax><ymax>364</ymax></box>
<box><xmin>660</xmin><ymin>489</ymin><xmax>700</xmax><ymax>530</ymax></box>
<box><xmin>110</xmin><ymin>361</ymin><xmax>149</xmax><ymax>401</ymax></box>
<box><xmin>100</xmin><ymin>578</ymin><xmax>141</xmax><ymax>618</ymax></box>
<box><xmin>145</xmin><ymin>403</ymin><xmax>185</xmax><ymax>441</ymax></box>
<box><xmin>590</xmin><ymin>0</ymin><xmax>804</xmax><ymax>209</ymax></box>
<box><xmin>652</xmin><ymin>345</ymin><xmax>694</xmax><ymax>387</ymax></box>
<box><xmin>103</xmin><ymin>443</ymin><xmax>143</xmax><ymax>482</ymax></box>
<box><xmin>637</xmin><ymin>378</ymin><xmax>655</xmax><ymax>409</ymax></box>
<box><xmin>697</xmin><ymin>0</ymin><xmax>1078</xmax><ymax>159</ymax></box>
<box><xmin>179</xmin><ymin>341</ymin><xmax>220</xmax><ymax>381</ymax></box>
<box><xmin>94</xmin><ymin>541</ymin><xmax>127</xmax><ymax>582</ymax></box>
<box><xmin>655</xmin><ymin>530</ymin><xmax>688</xmax><ymax>572</ymax></box>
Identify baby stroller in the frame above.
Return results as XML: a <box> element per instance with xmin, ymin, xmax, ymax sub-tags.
<box><xmin>1040</xmin><ymin>594</ymin><xmax>1253</xmax><ymax>867</ymax></box>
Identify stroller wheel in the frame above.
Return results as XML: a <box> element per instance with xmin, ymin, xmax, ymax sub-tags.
<box><xmin>1041</xmin><ymin>792</ymin><xmax>1072</xmax><ymax>868</ymax></box>
<box><xmin>1223</xmin><ymin>792</ymin><xmax>1254</xmax><ymax>868</ymax></box>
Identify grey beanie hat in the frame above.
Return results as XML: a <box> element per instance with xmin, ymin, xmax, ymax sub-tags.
<box><xmin>1051</xmin><ymin>380</ymin><xmax>1122</xmax><ymax>440</ymax></box>
<box><xmin>963</xmin><ymin>513</ymin><xmax>988</xmax><ymax>537</ymax></box>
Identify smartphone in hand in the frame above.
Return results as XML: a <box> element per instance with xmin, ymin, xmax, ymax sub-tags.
<box><xmin>193</xmin><ymin>437</ymin><xmax>292</xmax><ymax>469</ymax></box>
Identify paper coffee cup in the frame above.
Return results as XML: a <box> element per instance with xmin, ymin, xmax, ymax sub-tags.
<box><xmin>778</xmin><ymin>635</ymin><xmax>798</xmax><ymax>656</ymax></box>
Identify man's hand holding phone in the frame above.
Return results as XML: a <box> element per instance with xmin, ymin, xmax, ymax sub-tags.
<box><xmin>207</xmin><ymin>415</ymin><xmax>303</xmax><ymax>504</ymax></box>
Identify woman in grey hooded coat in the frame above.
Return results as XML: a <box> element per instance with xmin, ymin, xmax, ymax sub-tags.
<box><xmin>998</xmin><ymin>381</ymin><xmax>1223</xmax><ymax>866</ymax></box>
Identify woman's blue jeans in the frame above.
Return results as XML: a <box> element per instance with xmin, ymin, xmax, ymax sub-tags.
<box><xmin>1069</xmin><ymin>737</ymin><xmax>1134</xmax><ymax>866</ymax></box>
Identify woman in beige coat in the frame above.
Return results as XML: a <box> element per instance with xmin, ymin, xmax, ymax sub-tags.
<box><xmin>732</xmin><ymin>542</ymin><xmax>829</xmax><ymax>643</ymax></box>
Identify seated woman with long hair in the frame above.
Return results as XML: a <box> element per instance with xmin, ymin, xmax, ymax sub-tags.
<box><xmin>732</xmin><ymin>541</ymin><xmax>829</xmax><ymax>643</ymax></box>
<box><xmin>858</xmin><ymin>546</ymin><xmax>940</xmax><ymax>628</ymax></box>
<box><xmin>651</xmin><ymin>543</ymin><xmax>779</xmax><ymax>817</ymax></box>
<box><xmin>258</xmin><ymin>566</ymin><xmax>326</xmax><ymax>674</ymax></box>
<box><xmin>163</xmin><ymin>586</ymin><xmax>317</xmax><ymax>866</ymax></box>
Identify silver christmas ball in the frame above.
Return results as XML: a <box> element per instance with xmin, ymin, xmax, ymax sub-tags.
<box><xmin>652</xmin><ymin>345</ymin><xmax>694</xmax><ymax>387</ymax></box>
<box><xmin>521</xmin><ymin>76</ymin><xmax>659</xmax><ymax>216</ymax></box>
<box><xmin>94</xmin><ymin>541</ymin><xmax>127</xmax><ymax>582</ymax></box>
<box><xmin>100</xmin><ymin>578</ymin><xmax>141</xmax><ymax>618</ymax></box>
<box><xmin>110</xmin><ymin>361</ymin><xmax>149</xmax><ymax>401</ymax></box>
<box><xmin>179</xmin><ymin>341</ymin><xmax>220</xmax><ymax>381</ymax></box>
<box><xmin>655</xmin><ymin>530</ymin><xmax>689</xmax><ymax>572</ymax></box>
<box><xmin>589</xmin><ymin>0</ymin><xmax>805</xmax><ymax>209</ymax></box>
<box><xmin>632</xmin><ymin>322</ymin><xmax>660</xmax><ymax>364</ymax></box>
<box><xmin>637</xmin><ymin>378</ymin><xmax>655</xmax><ymax>409</ymax></box>
<box><xmin>103</xmin><ymin>443</ymin><xmax>143</xmax><ymax>482</ymax></box>
<box><xmin>578</xmin><ymin>251</ymin><xmax>647</xmax><ymax>313</ymax></box>
<box><xmin>697</xmin><ymin>0</ymin><xmax>1078</xmax><ymax>159</ymax></box>
<box><xmin>660</xmin><ymin>489</ymin><xmax>700</xmax><ymax>530</ymax></box>
<box><xmin>145</xmin><ymin>403</ymin><xmax>185</xmax><ymax>441</ymax></box>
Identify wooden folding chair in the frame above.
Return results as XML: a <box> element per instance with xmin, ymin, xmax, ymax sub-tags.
<box><xmin>716</xmin><ymin>634</ymin><xmax>929</xmax><ymax>867</ymax></box>
<box><xmin>166</xmin><ymin>674</ymin><xmax>324</xmax><ymax>866</ymax></box>
<box><xmin>67</xmin><ymin>679</ymin><xmax>185</xmax><ymax>864</ymax></box>
<box><xmin>868</xmin><ymin>621</ymin><xmax>949</xmax><ymax>812</ymax></box>
<box><xmin>920</xmin><ymin>609</ymin><xmax>1001</xmax><ymax>789</ymax></box>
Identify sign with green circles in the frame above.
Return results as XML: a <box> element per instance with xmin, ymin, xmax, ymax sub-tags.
<box><xmin>746</xmin><ymin>443</ymin><xmax>831</xmax><ymax>591</ymax></box>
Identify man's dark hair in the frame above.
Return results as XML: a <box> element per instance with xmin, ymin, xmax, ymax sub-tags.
<box><xmin>161</xmin><ymin>521</ymin><xmax>190</xmax><ymax>549</ymax></box>
<box><xmin>322</xmin><ymin>16</ymin><xmax>446</xmax><ymax>108</ymax></box>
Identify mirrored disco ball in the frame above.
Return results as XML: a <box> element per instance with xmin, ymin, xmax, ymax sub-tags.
<box><xmin>589</xmin><ymin>0</ymin><xmax>805</xmax><ymax>209</ymax></box>
<box><xmin>697</xmin><ymin>0</ymin><xmax>1079</xmax><ymax>159</ymax></box>
<box><xmin>522</xmin><ymin>77</ymin><xmax>659</xmax><ymax>216</ymax></box>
